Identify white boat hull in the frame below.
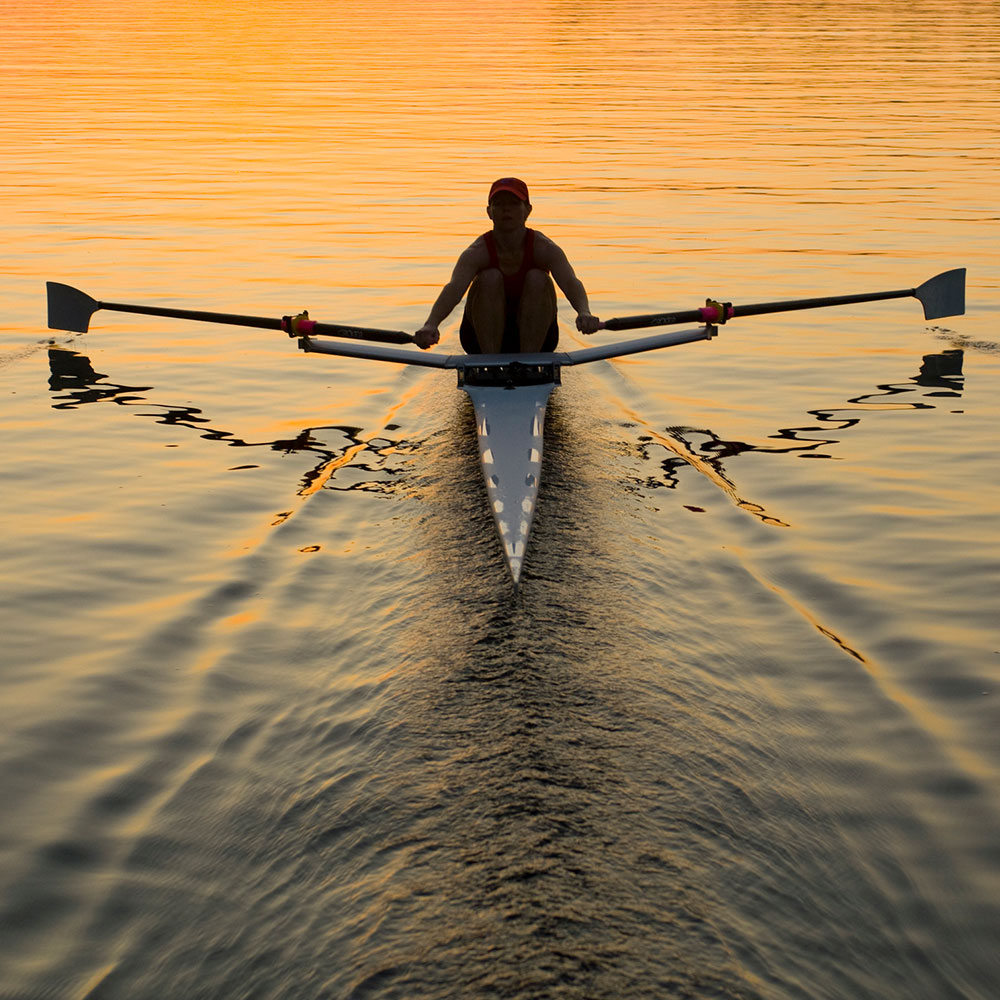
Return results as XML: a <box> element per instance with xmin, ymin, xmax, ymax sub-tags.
<box><xmin>463</xmin><ymin>380</ymin><xmax>554</xmax><ymax>585</ymax></box>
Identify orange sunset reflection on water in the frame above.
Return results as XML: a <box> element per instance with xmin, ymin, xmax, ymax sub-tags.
<box><xmin>2</xmin><ymin>3</ymin><xmax>999</xmax><ymax>999</ymax></box>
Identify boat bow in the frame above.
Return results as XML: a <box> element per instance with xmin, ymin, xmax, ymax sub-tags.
<box><xmin>459</xmin><ymin>363</ymin><xmax>558</xmax><ymax>585</ymax></box>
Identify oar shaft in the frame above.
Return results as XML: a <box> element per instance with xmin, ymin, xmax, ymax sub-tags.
<box><xmin>603</xmin><ymin>287</ymin><xmax>915</xmax><ymax>331</ymax></box>
<box><xmin>731</xmin><ymin>287</ymin><xmax>913</xmax><ymax>319</ymax></box>
<box><xmin>88</xmin><ymin>295</ymin><xmax>416</xmax><ymax>345</ymax></box>
<box><xmin>99</xmin><ymin>300</ymin><xmax>281</xmax><ymax>331</ymax></box>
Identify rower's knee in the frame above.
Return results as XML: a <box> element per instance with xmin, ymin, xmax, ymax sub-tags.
<box><xmin>472</xmin><ymin>268</ymin><xmax>505</xmax><ymax>299</ymax></box>
<box><xmin>523</xmin><ymin>269</ymin><xmax>554</xmax><ymax>297</ymax></box>
<box><xmin>521</xmin><ymin>269</ymin><xmax>556</xmax><ymax>317</ymax></box>
<box><xmin>468</xmin><ymin>269</ymin><xmax>505</xmax><ymax>316</ymax></box>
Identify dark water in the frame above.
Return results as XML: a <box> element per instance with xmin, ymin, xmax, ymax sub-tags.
<box><xmin>5</xmin><ymin>360</ymin><xmax>997</xmax><ymax>998</ymax></box>
<box><xmin>3</xmin><ymin>1</ymin><xmax>1000</xmax><ymax>997</ymax></box>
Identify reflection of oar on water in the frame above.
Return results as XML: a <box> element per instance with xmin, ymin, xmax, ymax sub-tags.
<box><xmin>600</xmin><ymin>268</ymin><xmax>966</xmax><ymax>330</ymax></box>
<box><xmin>46</xmin><ymin>270</ymin><xmax>966</xmax><ymax>587</ymax></box>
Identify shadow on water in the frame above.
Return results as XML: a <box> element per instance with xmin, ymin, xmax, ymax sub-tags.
<box><xmin>632</xmin><ymin>348</ymin><xmax>965</xmax><ymax>496</ymax></box>
<box><xmin>46</xmin><ymin>346</ymin><xmax>414</xmax><ymax>499</ymax></box>
<box><xmin>45</xmin><ymin>343</ymin><xmax>965</xmax><ymax>520</ymax></box>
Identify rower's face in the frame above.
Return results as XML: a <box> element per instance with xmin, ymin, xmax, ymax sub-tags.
<box><xmin>487</xmin><ymin>192</ymin><xmax>531</xmax><ymax>227</ymax></box>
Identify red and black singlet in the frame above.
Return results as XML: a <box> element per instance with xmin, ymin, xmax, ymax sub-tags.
<box><xmin>485</xmin><ymin>228</ymin><xmax>538</xmax><ymax>302</ymax></box>
<box><xmin>460</xmin><ymin>228</ymin><xmax>559</xmax><ymax>354</ymax></box>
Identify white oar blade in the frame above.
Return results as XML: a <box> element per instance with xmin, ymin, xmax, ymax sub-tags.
<box><xmin>916</xmin><ymin>268</ymin><xmax>965</xmax><ymax>320</ymax></box>
<box><xmin>47</xmin><ymin>282</ymin><xmax>100</xmax><ymax>333</ymax></box>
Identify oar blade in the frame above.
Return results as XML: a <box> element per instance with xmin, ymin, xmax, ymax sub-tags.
<box><xmin>915</xmin><ymin>268</ymin><xmax>965</xmax><ymax>320</ymax></box>
<box><xmin>47</xmin><ymin>282</ymin><xmax>99</xmax><ymax>333</ymax></box>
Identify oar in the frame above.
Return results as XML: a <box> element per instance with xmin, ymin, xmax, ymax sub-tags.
<box><xmin>600</xmin><ymin>268</ymin><xmax>966</xmax><ymax>331</ymax></box>
<box><xmin>46</xmin><ymin>282</ymin><xmax>418</xmax><ymax>345</ymax></box>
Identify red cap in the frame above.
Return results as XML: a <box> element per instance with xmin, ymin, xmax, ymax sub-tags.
<box><xmin>488</xmin><ymin>177</ymin><xmax>529</xmax><ymax>203</ymax></box>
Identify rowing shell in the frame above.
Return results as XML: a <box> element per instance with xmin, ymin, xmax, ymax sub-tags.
<box><xmin>461</xmin><ymin>364</ymin><xmax>555</xmax><ymax>585</ymax></box>
<box><xmin>300</xmin><ymin>327</ymin><xmax>716</xmax><ymax>585</ymax></box>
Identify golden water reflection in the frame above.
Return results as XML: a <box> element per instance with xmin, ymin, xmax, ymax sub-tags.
<box><xmin>2</xmin><ymin>2</ymin><xmax>1000</xmax><ymax>998</ymax></box>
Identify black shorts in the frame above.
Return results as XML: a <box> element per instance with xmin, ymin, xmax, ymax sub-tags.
<box><xmin>459</xmin><ymin>302</ymin><xmax>559</xmax><ymax>354</ymax></box>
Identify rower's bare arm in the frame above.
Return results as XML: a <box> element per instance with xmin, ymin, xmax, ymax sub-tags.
<box><xmin>541</xmin><ymin>238</ymin><xmax>601</xmax><ymax>334</ymax></box>
<box><xmin>415</xmin><ymin>246</ymin><xmax>484</xmax><ymax>349</ymax></box>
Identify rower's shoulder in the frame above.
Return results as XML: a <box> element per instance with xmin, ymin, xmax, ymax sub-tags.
<box><xmin>461</xmin><ymin>234</ymin><xmax>491</xmax><ymax>262</ymax></box>
<box><xmin>530</xmin><ymin>229</ymin><xmax>568</xmax><ymax>263</ymax></box>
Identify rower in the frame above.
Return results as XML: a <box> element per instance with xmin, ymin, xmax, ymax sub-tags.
<box><xmin>414</xmin><ymin>178</ymin><xmax>601</xmax><ymax>351</ymax></box>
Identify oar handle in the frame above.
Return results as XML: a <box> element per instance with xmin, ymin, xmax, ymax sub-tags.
<box><xmin>311</xmin><ymin>323</ymin><xmax>415</xmax><ymax>346</ymax></box>
<box><xmin>284</xmin><ymin>314</ymin><xmax>415</xmax><ymax>345</ymax></box>
<box><xmin>600</xmin><ymin>303</ymin><xmax>730</xmax><ymax>331</ymax></box>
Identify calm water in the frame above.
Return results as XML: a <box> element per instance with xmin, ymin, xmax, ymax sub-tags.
<box><xmin>2</xmin><ymin>2</ymin><xmax>999</xmax><ymax>997</ymax></box>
